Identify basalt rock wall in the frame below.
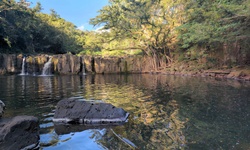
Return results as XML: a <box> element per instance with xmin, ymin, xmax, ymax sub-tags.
<box><xmin>0</xmin><ymin>54</ymin><xmax>166</xmax><ymax>75</ymax></box>
<box><xmin>90</xmin><ymin>56</ymin><xmax>164</xmax><ymax>74</ymax></box>
<box><xmin>0</xmin><ymin>54</ymin><xmax>19</xmax><ymax>74</ymax></box>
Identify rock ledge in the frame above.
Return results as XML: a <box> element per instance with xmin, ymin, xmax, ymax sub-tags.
<box><xmin>53</xmin><ymin>98</ymin><xmax>129</xmax><ymax>125</ymax></box>
<box><xmin>0</xmin><ymin>115</ymin><xmax>40</xmax><ymax>150</ymax></box>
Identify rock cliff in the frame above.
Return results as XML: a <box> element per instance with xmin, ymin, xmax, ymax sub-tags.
<box><xmin>0</xmin><ymin>54</ymin><xmax>165</xmax><ymax>75</ymax></box>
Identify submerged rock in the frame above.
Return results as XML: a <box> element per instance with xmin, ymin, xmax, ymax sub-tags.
<box><xmin>53</xmin><ymin>98</ymin><xmax>129</xmax><ymax>125</ymax></box>
<box><xmin>54</xmin><ymin>124</ymin><xmax>109</xmax><ymax>135</ymax></box>
<box><xmin>0</xmin><ymin>100</ymin><xmax>5</xmax><ymax>118</ymax></box>
<box><xmin>0</xmin><ymin>116</ymin><xmax>40</xmax><ymax>150</ymax></box>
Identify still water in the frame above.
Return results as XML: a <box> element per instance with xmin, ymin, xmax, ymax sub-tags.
<box><xmin>0</xmin><ymin>74</ymin><xmax>250</xmax><ymax>150</ymax></box>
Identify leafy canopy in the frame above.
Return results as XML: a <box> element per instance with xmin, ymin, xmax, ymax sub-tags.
<box><xmin>0</xmin><ymin>0</ymin><xmax>84</xmax><ymax>54</ymax></box>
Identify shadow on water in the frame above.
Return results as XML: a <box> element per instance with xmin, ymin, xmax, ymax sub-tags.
<box><xmin>0</xmin><ymin>74</ymin><xmax>249</xmax><ymax>149</ymax></box>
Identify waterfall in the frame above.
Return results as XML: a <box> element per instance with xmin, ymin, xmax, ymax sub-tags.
<box><xmin>32</xmin><ymin>57</ymin><xmax>36</xmax><ymax>76</ymax></box>
<box><xmin>42</xmin><ymin>57</ymin><xmax>53</xmax><ymax>75</ymax></box>
<box><xmin>19</xmin><ymin>57</ymin><xmax>27</xmax><ymax>75</ymax></box>
<box><xmin>82</xmin><ymin>63</ymin><xmax>86</xmax><ymax>75</ymax></box>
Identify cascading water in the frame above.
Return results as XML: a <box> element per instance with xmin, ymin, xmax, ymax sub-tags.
<box><xmin>42</xmin><ymin>57</ymin><xmax>53</xmax><ymax>75</ymax></box>
<box><xmin>32</xmin><ymin>57</ymin><xmax>36</xmax><ymax>76</ymax></box>
<box><xmin>19</xmin><ymin>57</ymin><xmax>27</xmax><ymax>75</ymax></box>
<box><xmin>82</xmin><ymin>63</ymin><xmax>86</xmax><ymax>75</ymax></box>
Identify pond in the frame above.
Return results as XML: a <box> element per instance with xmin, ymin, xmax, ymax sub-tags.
<box><xmin>0</xmin><ymin>74</ymin><xmax>250</xmax><ymax>149</ymax></box>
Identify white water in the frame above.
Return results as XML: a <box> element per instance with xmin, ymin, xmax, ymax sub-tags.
<box><xmin>41</xmin><ymin>57</ymin><xmax>53</xmax><ymax>75</ymax></box>
<box><xmin>19</xmin><ymin>57</ymin><xmax>27</xmax><ymax>75</ymax></box>
<box><xmin>82</xmin><ymin>63</ymin><xmax>87</xmax><ymax>75</ymax></box>
<box><xmin>32</xmin><ymin>57</ymin><xmax>37</xmax><ymax>76</ymax></box>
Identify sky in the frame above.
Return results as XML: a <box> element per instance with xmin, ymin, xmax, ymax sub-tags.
<box><xmin>28</xmin><ymin>0</ymin><xmax>109</xmax><ymax>31</ymax></box>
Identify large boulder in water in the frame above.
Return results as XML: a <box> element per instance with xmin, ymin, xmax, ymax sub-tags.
<box><xmin>53</xmin><ymin>98</ymin><xmax>129</xmax><ymax>125</ymax></box>
<box><xmin>0</xmin><ymin>100</ymin><xmax>5</xmax><ymax>118</ymax></box>
<box><xmin>0</xmin><ymin>116</ymin><xmax>40</xmax><ymax>150</ymax></box>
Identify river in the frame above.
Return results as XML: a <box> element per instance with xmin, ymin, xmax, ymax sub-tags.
<box><xmin>0</xmin><ymin>74</ymin><xmax>249</xmax><ymax>149</ymax></box>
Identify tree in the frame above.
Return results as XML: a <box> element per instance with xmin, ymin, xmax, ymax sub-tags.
<box><xmin>32</xmin><ymin>1</ymin><xmax>42</xmax><ymax>13</ymax></box>
<box><xmin>90</xmin><ymin>0</ymin><xmax>186</xmax><ymax>68</ymax></box>
<box><xmin>177</xmin><ymin>0</ymin><xmax>249</xmax><ymax>49</ymax></box>
<box><xmin>0</xmin><ymin>0</ymin><xmax>85</xmax><ymax>54</ymax></box>
<box><xmin>175</xmin><ymin>0</ymin><xmax>250</xmax><ymax>65</ymax></box>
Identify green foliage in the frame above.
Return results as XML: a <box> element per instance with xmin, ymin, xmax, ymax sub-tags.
<box><xmin>0</xmin><ymin>0</ymin><xmax>84</xmax><ymax>54</ymax></box>
<box><xmin>90</xmin><ymin>0</ymin><xmax>183</xmax><ymax>59</ymax></box>
<box><xmin>83</xmin><ymin>31</ymin><xmax>103</xmax><ymax>54</ymax></box>
<box><xmin>88</xmin><ymin>0</ymin><xmax>250</xmax><ymax>65</ymax></box>
<box><xmin>35</xmin><ymin>12</ymin><xmax>85</xmax><ymax>53</ymax></box>
<box><xmin>177</xmin><ymin>0</ymin><xmax>250</xmax><ymax>49</ymax></box>
<box><xmin>1</xmin><ymin>0</ymin><xmax>249</xmax><ymax>65</ymax></box>
<box><xmin>82</xmin><ymin>29</ymin><xmax>143</xmax><ymax>56</ymax></box>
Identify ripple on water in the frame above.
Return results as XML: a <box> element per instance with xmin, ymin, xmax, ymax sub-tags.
<box><xmin>0</xmin><ymin>74</ymin><xmax>250</xmax><ymax>149</ymax></box>
<box><xmin>41</xmin><ymin>129</ymin><xmax>107</xmax><ymax>150</ymax></box>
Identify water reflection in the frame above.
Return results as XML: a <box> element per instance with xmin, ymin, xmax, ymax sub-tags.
<box><xmin>0</xmin><ymin>74</ymin><xmax>249</xmax><ymax>149</ymax></box>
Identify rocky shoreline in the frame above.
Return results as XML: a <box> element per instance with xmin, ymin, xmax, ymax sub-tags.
<box><xmin>0</xmin><ymin>98</ymin><xmax>129</xmax><ymax>149</ymax></box>
<box><xmin>161</xmin><ymin>69</ymin><xmax>250</xmax><ymax>81</ymax></box>
<box><xmin>0</xmin><ymin>53</ymin><xmax>249</xmax><ymax>81</ymax></box>
<box><xmin>162</xmin><ymin>63</ymin><xmax>250</xmax><ymax>81</ymax></box>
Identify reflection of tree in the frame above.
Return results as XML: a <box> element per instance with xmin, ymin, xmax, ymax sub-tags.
<box><xmin>92</xmin><ymin>98</ymin><xmax>187</xmax><ymax>149</ymax></box>
<box><xmin>139</xmin><ymin>100</ymin><xmax>187</xmax><ymax>150</ymax></box>
<box><xmin>81</xmin><ymin>74</ymin><xmax>189</xmax><ymax>149</ymax></box>
<box><xmin>167</xmin><ymin>76</ymin><xmax>250</xmax><ymax>149</ymax></box>
<box><xmin>3</xmin><ymin>74</ymin><xmax>249</xmax><ymax>149</ymax></box>
<box><xmin>82</xmin><ymin>74</ymin><xmax>250</xmax><ymax>149</ymax></box>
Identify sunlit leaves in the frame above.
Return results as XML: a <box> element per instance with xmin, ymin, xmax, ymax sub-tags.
<box><xmin>90</xmin><ymin>0</ymin><xmax>185</xmax><ymax>58</ymax></box>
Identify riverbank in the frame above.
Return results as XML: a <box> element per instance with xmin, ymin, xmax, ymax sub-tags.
<box><xmin>162</xmin><ymin>61</ymin><xmax>250</xmax><ymax>81</ymax></box>
<box><xmin>0</xmin><ymin>53</ymin><xmax>249</xmax><ymax>81</ymax></box>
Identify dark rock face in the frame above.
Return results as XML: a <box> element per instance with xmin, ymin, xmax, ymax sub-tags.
<box><xmin>0</xmin><ymin>54</ymin><xmax>18</xmax><ymax>74</ymax></box>
<box><xmin>0</xmin><ymin>116</ymin><xmax>40</xmax><ymax>150</ymax></box>
<box><xmin>55</xmin><ymin>54</ymin><xmax>81</xmax><ymax>74</ymax></box>
<box><xmin>82</xmin><ymin>55</ymin><xmax>94</xmax><ymax>73</ymax></box>
<box><xmin>0</xmin><ymin>54</ymin><xmax>167</xmax><ymax>75</ymax></box>
<box><xmin>26</xmin><ymin>55</ymin><xmax>47</xmax><ymax>75</ymax></box>
<box><xmin>94</xmin><ymin>57</ymin><xmax>125</xmax><ymax>74</ymax></box>
<box><xmin>0</xmin><ymin>100</ymin><xmax>5</xmax><ymax>118</ymax></box>
<box><xmin>53</xmin><ymin>98</ymin><xmax>129</xmax><ymax>125</ymax></box>
<box><xmin>93</xmin><ymin>56</ymin><xmax>165</xmax><ymax>74</ymax></box>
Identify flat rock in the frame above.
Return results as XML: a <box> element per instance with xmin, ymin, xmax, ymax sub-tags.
<box><xmin>0</xmin><ymin>100</ymin><xmax>5</xmax><ymax>118</ymax></box>
<box><xmin>0</xmin><ymin>116</ymin><xmax>40</xmax><ymax>150</ymax></box>
<box><xmin>53</xmin><ymin>98</ymin><xmax>129</xmax><ymax>125</ymax></box>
